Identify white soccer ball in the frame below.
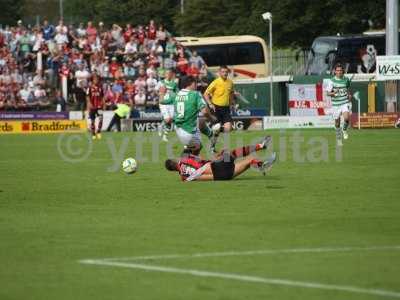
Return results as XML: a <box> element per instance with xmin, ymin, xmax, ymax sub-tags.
<box><xmin>122</xmin><ymin>157</ymin><xmax>138</xmax><ymax>174</ymax></box>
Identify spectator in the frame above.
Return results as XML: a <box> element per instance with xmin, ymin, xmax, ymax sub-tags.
<box><xmin>134</xmin><ymin>88</ymin><xmax>146</xmax><ymax>109</ymax></box>
<box><xmin>42</xmin><ymin>19</ymin><xmax>55</xmax><ymax>41</ymax></box>
<box><xmin>189</xmin><ymin>50</ymin><xmax>206</xmax><ymax>69</ymax></box>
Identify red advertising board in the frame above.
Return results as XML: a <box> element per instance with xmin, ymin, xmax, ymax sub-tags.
<box><xmin>351</xmin><ymin>113</ymin><xmax>400</xmax><ymax>128</ymax></box>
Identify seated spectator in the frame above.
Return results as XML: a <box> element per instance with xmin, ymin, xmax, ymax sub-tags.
<box><xmin>109</xmin><ymin>57</ymin><xmax>120</xmax><ymax>78</ymax></box>
<box><xmin>123</xmin><ymin>61</ymin><xmax>136</xmax><ymax>78</ymax></box>
<box><xmin>146</xmin><ymin>73</ymin><xmax>158</xmax><ymax>93</ymax></box>
<box><xmin>124</xmin><ymin>79</ymin><xmax>136</xmax><ymax>103</ymax></box>
<box><xmin>111</xmin><ymin>78</ymin><xmax>124</xmax><ymax>103</ymax></box>
<box><xmin>124</xmin><ymin>36</ymin><xmax>138</xmax><ymax>55</ymax></box>
<box><xmin>19</xmin><ymin>83</ymin><xmax>34</xmax><ymax>104</ymax></box>
<box><xmin>146</xmin><ymin>64</ymin><xmax>157</xmax><ymax>78</ymax></box>
<box><xmin>134</xmin><ymin>88</ymin><xmax>146</xmax><ymax>109</ymax></box>
<box><xmin>146</xmin><ymin>90</ymin><xmax>158</xmax><ymax>108</ymax></box>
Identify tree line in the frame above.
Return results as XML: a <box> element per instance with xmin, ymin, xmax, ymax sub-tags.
<box><xmin>1</xmin><ymin>0</ymin><xmax>386</xmax><ymax>49</ymax></box>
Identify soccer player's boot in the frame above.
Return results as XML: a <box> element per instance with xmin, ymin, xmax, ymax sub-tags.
<box><xmin>96</xmin><ymin>133</ymin><xmax>102</xmax><ymax>140</ymax></box>
<box><xmin>342</xmin><ymin>130</ymin><xmax>349</xmax><ymax>140</ymax></box>
<box><xmin>260</xmin><ymin>135</ymin><xmax>272</xmax><ymax>149</ymax></box>
<box><xmin>252</xmin><ymin>152</ymin><xmax>277</xmax><ymax>175</ymax></box>
<box><xmin>260</xmin><ymin>152</ymin><xmax>277</xmax><ymax>175</ymax></box>
<box><xmin>92</xmin><ymin>134</ymin><xmax>97</xmax><ymax>140</ymax></box>
<box><xmin>162</xmin><ymin>133</ymin><xmax>169</xmax><ymax>142</ymax></box>
<box><xmin>158</xmin><ymin>124</ymin><xmax>163</xmax><ymax>137</ymax></box>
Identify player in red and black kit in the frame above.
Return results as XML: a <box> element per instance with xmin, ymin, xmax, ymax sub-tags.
<box><xmin>165</xmin><ymin>136</ymin><xmax>276</xmax><ymax>181</ymax></box>
<box><xmin>87</xmin><ymin>75</ymin><xmax>105</xmax><ymax>139</ymax></box>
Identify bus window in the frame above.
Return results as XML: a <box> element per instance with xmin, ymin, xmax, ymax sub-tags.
<box><xmin>177</xmin><ymin>36</ymin><xmax>268</xmax><ymax>79</ymax></box>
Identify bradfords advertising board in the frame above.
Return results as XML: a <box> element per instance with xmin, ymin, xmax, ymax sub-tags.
<box><xmin>288</xmin><ymin>83</ymin><xmax>332</xmax><ymax>116</ymax></box>
<box><xmin>376</xmin><ymin>55</ymin><xmax>400</xmax><ymax>81</ymax></box>
<box><xmin>0</xmin><ymin>120</ymin><xmax>87</xmax><ymax>134</ymax></box>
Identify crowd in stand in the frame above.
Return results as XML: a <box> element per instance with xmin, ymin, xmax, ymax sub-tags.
<box><xmin>0</xmin><ymin>19</ymin><xmax>208</xmax><ymax>112</ymax></box>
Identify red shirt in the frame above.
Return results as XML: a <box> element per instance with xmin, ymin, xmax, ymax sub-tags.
<box><xmin>186</xmin><ymin>66</ymin><xmax>200</xmax><ymax>77</ymax></box>
<box><xmin>88</xmin><ymin>84</ymin><xmax>104</xmax><ymax>109</ymax></box>
<box><xmin>109</xmin><ymin>62</ymin><xmax>120</xmax><ymax>77</ymax></box>
<box><xmin>177</xmin><ymin>155</ymin><xmax>210</xmax><ymax>181</ymax></box>
<box><xmin>137</xmin><ymin>31</ymin><xmax>146</xmax><ymax>44</ymax></box>
<box><xmin>147</xmin><ymin>26</ymin><xmax>156</xmax><ymax>40</ymax></box>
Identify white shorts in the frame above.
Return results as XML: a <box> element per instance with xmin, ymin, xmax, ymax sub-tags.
<box><xmin>176</xmin><ymin>127</ymin><xmax>201</xmax><ymax>147</ymax></box>
<box><xmin>331</xmin><ymin>102</ymin><xmax>351</xmax><ymax>120</ymax></box>
<box><xmin>159</xmin><ymin>104</ymin><xmax>174</xmax><ymax>120</ymax></box>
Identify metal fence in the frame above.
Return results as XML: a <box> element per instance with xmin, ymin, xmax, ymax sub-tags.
<box><xmin>272</xmin><ymin>49</ymin><xmax>310</xmax><ymax>76</ymax></box>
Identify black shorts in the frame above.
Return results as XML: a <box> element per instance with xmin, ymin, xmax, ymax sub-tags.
<box><xmin>89</xmin><ymin>109</ymin><xmax>102</xmax><ymax>120</ymax></box>
<box><xmin>214</xmin><ymin>105</ymin><xmax>233</xmax><ymax>124</ymax></box>
<box><xmin>211</xmin><ymin>154</ymin><xmax>235</xmax><ymax>180</ymax></box>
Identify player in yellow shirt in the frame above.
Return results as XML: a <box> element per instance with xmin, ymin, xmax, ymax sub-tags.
<box><xmin>204</xmin><ymin>65</ymin><xmax>234</xmax><ymax>152</ymax></box>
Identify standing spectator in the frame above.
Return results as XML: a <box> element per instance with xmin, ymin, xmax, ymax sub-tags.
<box><xmin>55</xmin><ymin>20</ymin><xmax>68</xmax><ymax>34</ymax></box>
<box><xmin>86</xmin><ymin>21</ymin><xmax>97</xmax><ymax>45</ymax></box>
<box><xmin>76</xmin><ymin>23</ymin><xmax>86</xmax><ymax>38</ymax></box>
<box><xmin>186</xmin><ymin>62</ymin><xmax>200</xmax><ymax>78</ymax></box>
<box><xmin>55</xmin><ymin>89</ymin><xmax>67</xmax><ymax>111</ymax></box>
<box><xmin>156</xmin><ymin>25</ymin><xmax>168</xmax><ymax>51</ymax></box>
<box><xmin>42</xmin><ymin>19</ymin><xmax>55</xmax><ymax>41</ymax></box>
<box><xmin>189</xmin><ymin>50</ymin><xmax>206</xmax><ymax>69</ymax></box>
<box><xmin>176</xmin><ymin>53</ymin><xmax>189</xmax><ymax>76</ymax></box>
<box><xmin>165</xmin><ymin>37</ymin><xmax>177</xmax><ymax>56</ymax></box>
<box><xmin>75</xmin><ymin>63</ymin><xmax>90</xmax><ymax>88</ymax></box>
<box><xmin>73</xmin><ymin>82</ymin><xmax>86</xmax><ymax>112</ymax></box>
<box><xmin>164</xmin><ymin>53</ymin><xmax>176</xmax><ymax>70</ymax></box>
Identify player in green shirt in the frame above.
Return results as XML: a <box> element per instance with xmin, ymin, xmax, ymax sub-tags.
<box><xmin>158</xmin><ymin>69</ymin><xmax>179</xmax><ymax>142</ymax></box>
<box><xmin>326</xmin><ymin>63</ymin><xmax>352</xmax><ymax>146</ymax></box>
<box><xmin>159</xmin><ymin>76</ymin><xmax>217</xmax><ymax>154</ymax></box>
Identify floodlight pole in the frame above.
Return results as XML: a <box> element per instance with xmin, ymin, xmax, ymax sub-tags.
<box><xmin>263</xmin><ymin>12</ymin><xmax>274</xmax><ymax>116</ymax></box>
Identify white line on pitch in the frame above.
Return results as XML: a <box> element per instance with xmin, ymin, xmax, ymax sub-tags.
<box><xmin>79</xmin><ymin>259</ymin><xmax>400</xmax><ymax>298</ymax></box>
<box><xmin>94</xmin><ymin>245</ymin><xmax>400</xmax><ymax>262</ymax></box>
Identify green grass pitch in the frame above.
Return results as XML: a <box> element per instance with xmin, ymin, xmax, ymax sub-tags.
<box><xmin>0</xmin><ymin>129</ymin><xmax>399</xmax><ymax>300</ymax></box>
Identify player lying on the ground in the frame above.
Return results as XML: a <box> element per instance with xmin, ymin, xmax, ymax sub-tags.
<box><xmin>165</xmin><ymin>136</ymin><xmax>276</xmax><ymax>181</ymax></box>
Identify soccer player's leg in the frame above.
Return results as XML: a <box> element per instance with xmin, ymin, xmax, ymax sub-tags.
<box><xmin>233</xmin><ymin>152</ymin><xmax>277</xmax><ymax>178</ymax></box>
<box><xmin>161</xmin><ymin>105</ymin><xmax>174</xmax><ymax>142</ymax></box>
<box><xmin>89</xmin><ymin>109</ymin><xmax>97</xmax><ymax>139</ymax></box>
<box><xmin>333</xmin><ymin>107</ymin><xmax>343</xmax><ymax>146</ymax></box>
<box><xmin>342</xmin><ymin>103</ymin><xmax>351</xmax><ymax>140</ymax></box>
<box><xmin>227</xmin><ymin>136</ymin><xmax>272</xmax><ymax>159</ymax></box>
<box><xmin>176</xmin><ymin>127</ymin><xmax>202</xmax><ymax>155</ymax></box>
<box><xmin>96</xmin><ymin>111</ymin><xmax>103</xmax><ymax>139</ymax></box>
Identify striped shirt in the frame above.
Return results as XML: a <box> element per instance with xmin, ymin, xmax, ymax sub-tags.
<box><xmin>326</xmin><ymin>76</ymin><xmax>351</xmax><ymax>106</ymax></box>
